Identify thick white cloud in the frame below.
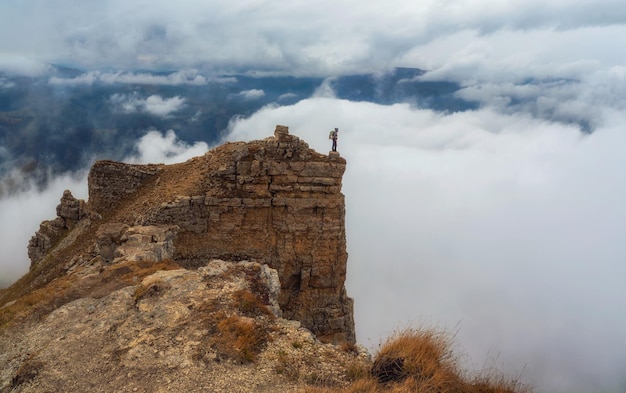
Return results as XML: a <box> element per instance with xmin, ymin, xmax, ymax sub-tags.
<box><xmin>278</xmin><ymin>92</ymin><xmax>299</xmax><ymax>101</ymax></box>
<box><xmin>453</xmin><ymin>73</ymin><xmax>626</xmax><ymax>131</ymax></box>
<box><xmin>143</xmin><ymin>95</ymin><xmax>186</xmax><ymax>117</ymax></box>
<box><xmin>124</xmin><ymin>129</ymin><xmax>209</xmax><ymax>164</ymax></box>
<box><xmin>232</xmin><ymin>89</ymin><xmax>265</xmax><ymax>100</ymax></box>
<box><xmin>225</xmin><ymin>98</ymin><xmax>626</xmax><ymax>393</ymax></box>
<box><xmin>110</xmin><ymin>93</ymin><xmax>186</xmax><ymax>117</ymax></box>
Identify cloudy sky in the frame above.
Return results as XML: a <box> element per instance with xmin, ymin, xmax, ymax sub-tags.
<box><xmin>1</xmin><ymin>0</ymin><xmax>625</xmax><ymax>77</ymax></box>
<box><xmin>1</xmin><ymin>1</ymin><xmax>626</xmax><ymax>392</ymax></box>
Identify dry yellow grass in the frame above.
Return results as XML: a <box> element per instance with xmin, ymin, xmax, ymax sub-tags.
<box><xmin>232</xmin><ymin>289</ymin><xmax>274</xmax><ymax>318</ymax></box>
<box><xmin>215</xmin><ymin>315</ymin><xmax>268</xmax><ymax>363</ymax></box>
<box><xmin>0</xmin><ymin>259</ymin><xmax>180</xmax><ymax>328</ymax></box>
<box><xmin>191</xmin><ymin>290</ymin><xmax>275</xmax><ymax>365</ymax></box>
<box><xmin>302</xmin><ymin>328</ymin><xmax>532</xmax><ymax>393</ymax></box>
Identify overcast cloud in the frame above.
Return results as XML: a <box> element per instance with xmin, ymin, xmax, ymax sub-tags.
<box><xmin>0</xmin><ymin>172</ymin><xmax>88</xmax><ymax>287</ymax></box>
<box><xmin>124</xmin><ymin>129</ymin><xmax>209</xmax><ymax>164</ymax></box>
<box><xmin>1</xmin><ymin>1</ymin><xmax>626</xmax><ymax>392</ymax></box>
<box><xmin>1</xmin><ymin>0</ymin><xmax>625</xmax><ymax>76</ymax></box>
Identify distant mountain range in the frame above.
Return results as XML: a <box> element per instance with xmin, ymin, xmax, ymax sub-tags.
<box><xmin>0</xmin><ymin>66</ymin><xmax>475</xmax><ymax>195</ymax></box>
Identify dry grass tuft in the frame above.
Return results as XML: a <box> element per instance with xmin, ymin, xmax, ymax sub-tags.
<box><xmin>214</xmin><ymin>315</ymin><xmax>268</xmax><ymax>363</ymax></box>
<box><xmin>232</xmin><ymin>289</ymin><xmax>274</xmax><ymax>318</ymax></box>
<box><xmin>377</xmin><ymin>329</ymin><xmax>454</xmax><ymax>376</ymax></box>
<box><xmin>345</xmin><ymin>360</ymin><xmax>370</xmax><ymax>382</ymax></box>
<box><xmin>191</xmin><ymin>264</ymin><xmax>278</xmax><ymax>365</ymax></box>
<box><xmin>133</xmin><ymin>278</ymin><xmax>169</xmax><ymax>304</ymax></box>
<box><xmin>301</xmin><ymin>327</ymin><xmax>532</xmax><ymax>393</ymax></box>
<box><xmin>10</xmin><ymin>354</ymin><xmax>44</xmax><ymax>389</ymax></box>
<box><xmin>470</xmin><ymin>372</ymin><xmax>531</xmax><ymax>393</ymax></box>
<box><xmin>370</xmin><ymin>329</ymin><xmax>465</xmax><ymax>391</ymax></box>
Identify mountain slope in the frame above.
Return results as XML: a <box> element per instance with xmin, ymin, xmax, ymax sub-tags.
<box><xmin>0</xmin><ymin>260</ymin><xmax>368</xmax><ymax>392</ymax></box>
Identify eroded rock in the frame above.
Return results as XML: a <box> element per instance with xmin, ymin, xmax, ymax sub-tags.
<box><xmin>27</xmin><ymin>190</ymin><xmax>87</xmax><ymax>267</ymax></box>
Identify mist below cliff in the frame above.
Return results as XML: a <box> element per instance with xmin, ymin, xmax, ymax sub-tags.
<box><xmin>225</xmin><ymin>99</ymin><xmax>626</xmax><ymax>393</ymax></box>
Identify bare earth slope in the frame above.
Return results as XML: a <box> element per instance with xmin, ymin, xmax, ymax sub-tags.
<box><xmin>0</xmin><ymin>260</ymin><xmax>368</xmax><ymax>393</ymax></box>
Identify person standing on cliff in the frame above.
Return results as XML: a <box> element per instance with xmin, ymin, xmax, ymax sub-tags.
<box><xmin>329</xmin><ymin>128</ymin><xmax>338</xmax><ymax>152</ymax></box>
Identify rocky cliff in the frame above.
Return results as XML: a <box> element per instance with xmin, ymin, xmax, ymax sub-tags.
<box><xmin>22</xmin><ymin>125</ymin><xmax>354</xmax><ymax>343</ymax></box>
<box><xmin>0</xmin><ymin>125</ymin><xmax>364</xmax><ymax>392</ymax></box>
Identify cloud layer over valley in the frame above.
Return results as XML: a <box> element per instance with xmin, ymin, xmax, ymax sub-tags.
<box><xmin>3</xmin><ymin>96</ymin><xmax>623</xmax><ymax>391</ymax></box>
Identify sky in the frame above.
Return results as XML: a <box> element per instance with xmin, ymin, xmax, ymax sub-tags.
<box><xmin>1</xmin><ymin>1</ymin><xmax>626</xmax><ymax>392</ymax></box>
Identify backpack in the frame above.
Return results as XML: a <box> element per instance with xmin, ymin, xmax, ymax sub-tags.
<box><xmin>329</xmin><ymin>130</ymin><xmax>334</xmax><ymax>139</ymax></box>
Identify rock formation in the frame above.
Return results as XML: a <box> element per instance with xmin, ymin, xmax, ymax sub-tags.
<box><xmin>0</xmin><ymin>125</ymin><xmax>366</xmax><ymax>391</ymax></box>
<box><xmin>25</xmin><ymin>125</ymin><xmax>355</xmax><ymax>344</ymax></box>
<box><xmin>27</xmin><ymin>190</ymin><xmax>87</xmax><ymax>266</ymax></box>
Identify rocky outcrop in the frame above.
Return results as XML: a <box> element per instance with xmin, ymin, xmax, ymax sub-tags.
<box><xmin>26</xmin><ymin>125</ymin><xmax>355</xmax><ymax>344</ymax></box>
<box><xmin>27</xmin><ymin>190</ymin><xmax>87</xmax><ymax>266</ymax></box>
<box><xmin>95</xmin><ymin>224</ymin><xmax>178</xmax><ymax>264</ymax></box>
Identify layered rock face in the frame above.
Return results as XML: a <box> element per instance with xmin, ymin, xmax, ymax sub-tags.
<box><xmin>37</xmin><ymin>125</ymin><xmax>354</xmax><ymax>344</ymax></box>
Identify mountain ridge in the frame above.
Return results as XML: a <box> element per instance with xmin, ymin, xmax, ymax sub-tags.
<box><xmin>0</xmin><ymin>125</ymin><xmax>533</xmax><ymax>393</ymax></box>
<box><xmin>0</xmin><ymin>125</ymin><xmax>365</xmax><ymax>391</ymax></box>
<box><xmin>3</xmin><ymin>125</ymin><xmax>354</xmax><ymax>342</ymax></box>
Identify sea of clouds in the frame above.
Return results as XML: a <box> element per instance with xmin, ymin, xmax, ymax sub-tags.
<box><xmin>224</xmin><ymin>97</ymin><xmax>626</xmax><ymax>393</ymax></box>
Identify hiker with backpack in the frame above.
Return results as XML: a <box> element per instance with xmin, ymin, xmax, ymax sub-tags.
<box><xmin>329</xmin><ymin>128</ymin><xmax>338</xmax><ymax>152</ymax></box>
